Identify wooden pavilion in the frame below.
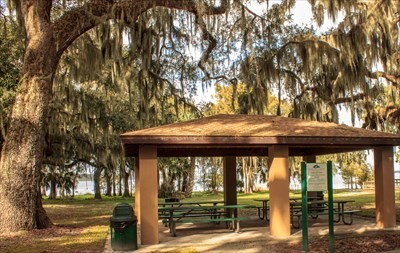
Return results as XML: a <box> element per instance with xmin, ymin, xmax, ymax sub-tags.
<box><xmin>120</xmin><ymin>114</ymin><xmax>400</xmax><ymax>245</ymax></box>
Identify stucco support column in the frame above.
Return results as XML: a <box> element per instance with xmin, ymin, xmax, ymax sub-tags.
<box><xmin>269</xmin><ymin>145</ymin><xmax>290</xmax><ymax>237</ymax></box>
<box><xmin>135</xmin><ymin>157</ymin><xmax>141</xmax><ymax>224</ymax></box>
<box><xmin>374</xmin><ymin>147</ymin><xmax>396</xmax><ymax>228</ymax></box>
<box><xmin>139</xmin><ymin>145</ymin><xmax>159</xmax><ymax>245</ymax></box>
<box><xmin>223</xmin><ymin>156</ymin><xmax>237</xmax><ymax>206</ymax></box>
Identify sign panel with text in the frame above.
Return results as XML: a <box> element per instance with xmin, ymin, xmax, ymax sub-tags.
<box><xmin>307</xmin><ymin>163</ymin><xmax>327</xmax><ymax>191</ymax></box>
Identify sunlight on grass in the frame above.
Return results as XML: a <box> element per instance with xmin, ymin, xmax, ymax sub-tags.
<box><xmin>60</xmin><ymin>226</ymin><xmax>108</xmax><ymax>246</ymax></box>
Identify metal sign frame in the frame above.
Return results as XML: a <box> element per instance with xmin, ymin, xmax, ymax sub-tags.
<box><xmin>301</xmin><ymin>161</ymin><xmax>334</xmax><ymax>252</ymax></box>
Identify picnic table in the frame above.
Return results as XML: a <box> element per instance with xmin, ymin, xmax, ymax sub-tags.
<box><xmin>253</xmin><ymin>196</ymin><xmax>320</xmax><ymax>220</ymax></box>
<box><xmin>158</xmin><ymin>204</ymin><xmax>255</xmax><ymax>236</ymax></box>
<box><xmin>290</xmin><ymin>199</ymin><xmax>359</xmax><ymax>228</ymax></box>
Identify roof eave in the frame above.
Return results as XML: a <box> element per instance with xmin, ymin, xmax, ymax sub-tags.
<box><xmin>120</xmin><ymin>135</ymin><xmax>400</xmax><ymax>146</ymax></box>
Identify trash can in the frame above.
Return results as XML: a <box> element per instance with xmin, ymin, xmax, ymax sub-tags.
<box><xmin>110</xmin><ymin>203</ymin><xmax>138</xmax><ymax>251</ymax></box>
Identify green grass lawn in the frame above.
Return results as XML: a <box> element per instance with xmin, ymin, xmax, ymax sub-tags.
<box><xmin>0</xmin><ymin>190</ymin><xmax>398</xmax><ymax>253</ymax></box>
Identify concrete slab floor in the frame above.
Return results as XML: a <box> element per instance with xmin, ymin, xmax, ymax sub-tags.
<box><xmin>103</xmin><ymin>216</ymin><xmax>400</xmax><ymax>253</ymax></box>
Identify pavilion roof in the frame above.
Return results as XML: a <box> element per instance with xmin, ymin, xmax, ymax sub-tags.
<box><xmin>120</xmin><ymin>114</ymin><xmax>400</xmax><ymax>157</ymax></box>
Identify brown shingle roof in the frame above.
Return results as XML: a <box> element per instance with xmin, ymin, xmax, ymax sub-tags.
<box><xmin>121</xmin><ymin>114</ymin><xmax>397</xmax><ymax>138</ymax></box>
<box><xmin>120</xmin><ymin>114</ymin><xmax>400</xmax><ymax>157</ymax></box>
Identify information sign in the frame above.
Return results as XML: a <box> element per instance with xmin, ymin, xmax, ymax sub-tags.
<box><xmin>307</xmin><ymin>163</ymin><xmax>327</xmax><ymax>191</ymax></box>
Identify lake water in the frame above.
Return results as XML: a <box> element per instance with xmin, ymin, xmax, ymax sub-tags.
<box><xmin>75</xmin><ymin>180</ymin><xmax>95</xmax><ymax>195</ymax></box>
<box><xmin>73</xmin><ymin>175</ymin><xmax>345</xmax><ymax>196</ymax></box>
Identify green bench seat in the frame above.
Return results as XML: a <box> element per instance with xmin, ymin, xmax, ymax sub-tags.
<box><xmin>163</xmin><ymin>216</ymin><xmax>250</xmax><ymax>236</ymax></box>
<box><xmin>292</xmin><ymin>210</ymin><xmax>361</xmax><ymax>228</ymax></box>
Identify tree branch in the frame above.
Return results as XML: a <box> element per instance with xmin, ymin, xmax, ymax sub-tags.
<box><xmin>194</xmin><ymin>13</ymin><xmax>217</xmax><ymax>81</ymax></box>
<box><xmin>294</xmin><ymin>83</ymin><xmax>366</xmax><ymax>106</ymax></box>
<box><xmin>366</xmin><ymin>70</ymin><xmax>400</xmax><ymax>87</ymax></box>
<box><xmin>235</xmin><ymin>0</ymin><xmax>268</xmax><ymax>22</ymax></box>
<box><xmin>53</xmin><ymin>0</ymin><xmax>228</xmax><ymax>58</ymax></box>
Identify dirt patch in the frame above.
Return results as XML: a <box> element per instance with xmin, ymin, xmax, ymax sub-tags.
<box><xmin>158</xmin><ymin>231</ymin><xmax>400</xmax><ymax>252</ymax></box>
<box><xmin>288</xmin><ymin>231</ymin><xmax>400</xmax><ymax>253</ymax></box>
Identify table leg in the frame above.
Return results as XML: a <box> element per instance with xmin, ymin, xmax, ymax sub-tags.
<box><xmin>257</xmin><ymin>207</ymin><xmax>264</xmax><ymax>220</ymax></box>
<box><xmin>264</xmin><ymin>202</ymin><xmax>269</xmax><ymax>221</ymax></box>
<box><xmin>168</xmin><ymin>210</ymin><xmax>174</xmax><ymax>234</ymax></box>
<box><xmin>235</xmin><ymin>220</ymin><xmax>241</xmax><ymax>232</ymax></box>
<box><xmin>290</xmin><ymin>205</ymin><xmax>294</xmax><ymax>227</ymax></box>
<box><xmin>340</xmin><ymin>202</ymin><xmax>344</xmax><ymax>223</ymax></box>
<box><xmin>334</xmin><ymin>202</ymin><xmax>342</xmax><ymax>223</ymax></box>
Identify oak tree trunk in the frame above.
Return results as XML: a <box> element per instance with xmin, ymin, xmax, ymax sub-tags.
<box><xmin>123</xmin><ymin>169</ymin><xmax>130</xmax><ymax>197</ymax></box>
<box><xmin>72</xmin><ymin>170</ymin><xmax>79</xmax><ymax>199</ymax></box>
<box><xmin>184</xmin><ymin>157</ymin><xmax>196</xmax><ymax>198</ymax></box>
<box><xmin>112</xmin><ymin>170</ymin><xmax>117</xmax><ymax>196</ymax></box>
<box><xmin>94</xmin><ymin>167</ymin><xmax>102</xmax><ymax>199</ymax></box>
<box><xmin>105</xmin><ymin>172</ymin><xmax>112</xmax><ymax>196</ymax></box>
<box><xmin>0</xmin><ymin>22</ymin><xmax>56</xmax><ymax>231</ymax></box>
<box><xmin>118</xmin><ymin>168</ymin><xmax>122</xmax><ymax>196</ymax></box>
<box><xmin>49</xmin><ymin>175</ymin><xmax>57</xmax><ymax>200</ymax></box>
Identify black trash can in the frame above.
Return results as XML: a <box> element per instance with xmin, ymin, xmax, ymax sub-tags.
<box><xmin>110</xmin><ymin>203</ymin><xmax>138</xmax><ymax>251</ymax></box>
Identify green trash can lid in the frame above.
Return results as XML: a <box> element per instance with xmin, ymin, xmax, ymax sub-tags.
<box><xmin>112</xmin><ymin>203</ymin><xmax>135</xmax><ymax>218</ymax></box>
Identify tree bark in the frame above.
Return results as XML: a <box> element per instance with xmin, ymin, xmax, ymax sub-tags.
<box><xmin>36</xmin><ymin>179</ymin><xmax>53</xmax><ymax>228</ymax></box>
<box><xmin>159</xmin><ymin>166</ymin><xmax>169</xmax><ymax>197</ymax></box>
<box><xmin>184</xmin><ymin>157</ymin><xmax>196</xmax><ymax>198</ymax></box>
<box><xmin>123</xmin><ymin>167</ymin><xmax>130</xmax><ymax>197</ymax></box>
<box><xmin>0</xmin><ymin>0</ymin><xmax>59</xmax><ymax>230</ymax></box>
<box><xmin>60</xmin><ymin>181</ymin><xmax>65</xmax><ymax>198</ymax></box>
<box><xmin>118</xmin><ymin>167</ymin><xmax>122</xmax><ymax>196</ymax></box>
<box><xmin>35</xmin><ymin>190</ymin><xmax>53</xmax><ymax>229</ymax></box>
<box><xmin>72</xmin><ymin>169</ymin><xmax>79</xmax><ymax>199</ymax></box>
<box><xmin>93</xmin><ymin>167</ymin><xmax>102</xmax><ymax>199</ymax></box>
<box><xmin>105</xmin><ymin>171</ymin><xmax>112</xmax><ymax>196</ymax></box>
<box><xmin>181</xmin><ymin>173</ymin><xmax>188</xmax><ymax>193</ymax></box>
<box><xmin>49</xmin><ymin>169</ymin><xmax>57</xmax><ymax>200</ymax></box>
<box><xmin>112</xmin><ymin>170</ymin><xmax>116</xmax><ymax>196</ymax></box>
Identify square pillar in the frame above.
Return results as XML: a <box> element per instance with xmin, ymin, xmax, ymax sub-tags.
<box><xmin>223</xmin><ymin>156</ymin><xmax>237</xmax><ymax>206</ymax></box>
<box><xmin>139</xmin><ymin>145</ymin><xmax>159</xmax><ymax>244</ymax></box>
<box><xmin>134</xmin><ymin>157</ymin><xmax>141</xmax><ymax>224</ymax></box>
<box><xmin>374</xmin><ymin>147</ymin><xmax>396</xmax><ymax>228</ymax></box>
<box><xmin>269</xmin><ymin>145</ymin><xmax>290</xmax><ymax>237</ymax></box>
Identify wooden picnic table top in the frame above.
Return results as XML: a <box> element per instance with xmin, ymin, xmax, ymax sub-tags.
<box><xmin>290</xmin><ymin>199</ymin><xmax>356</xmax><ymax>207</ymax></box>
<box><xmin>158</xmin><ymin>204</ymin><xmax>255</xmax><ymax>212</ymax></box>
<box><xmin>253</xmin><ymin>198</ymin><xmax>269</xmax><ymax>202</ymax></box>
<box><xmin>253</xmin><ymin>196</ymin><xmax>320</xmax><ymax>203</ymax></box>
<box><xmin>307</xmin><ymin>199</ymin><xmax>355</xmax><ymax>204</ymax></box>
<box><xmin>158</xmin><ymin>200</ymin><xmax>225</xmax><ymax>207</ymax></box>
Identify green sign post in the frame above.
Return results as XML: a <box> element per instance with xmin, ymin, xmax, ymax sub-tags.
<box><xmin>301</xmin><ymin>161</ymin><xmax>334</xmax><ymax>252</ymax></box>
<box><xmin>327</xmin><ymin>161</ymin><xmax>334</xmax><ymax>252</ymax></box>
<box><xmin>301</xmin><ymin>162</ymin><xmax>308</xmax><ymax>252</ymax></box>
